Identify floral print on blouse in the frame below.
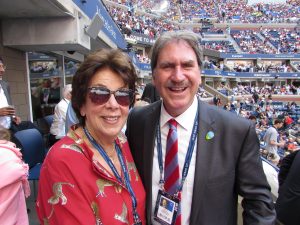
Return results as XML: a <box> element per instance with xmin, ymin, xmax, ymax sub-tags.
<box><xmin>36</xmin><ymin>128</ymin><xmax>146</xmax><ymax>225</ymax></box>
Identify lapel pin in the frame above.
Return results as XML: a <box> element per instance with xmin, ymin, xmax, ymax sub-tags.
<box><xmin>205</xmin><ymin>131</ymin><xmax>214</xmax><ymax>140</ymax></box>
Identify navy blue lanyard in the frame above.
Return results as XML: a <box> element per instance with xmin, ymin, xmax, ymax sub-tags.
<box><xmin>83</xmin><ymin>127</ymin><xmax>141</xmax><ymax>224</ymax></box>
<box><xmin>156</xmin><ymin>104</ymin><xmax>199</xmax><ymax>194</ymax></box>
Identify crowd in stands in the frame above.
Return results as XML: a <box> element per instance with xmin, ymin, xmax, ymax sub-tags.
<box><xmin>201</xmin><ymin>28</ymin><xmax>299</xmax><ymax>54</ymax></box>
<box><xmin>230</xmin><ymin>84</ymin><xmax>300</xmax><ymax>96</ymax></box>
<box><xmin>136</xmin><ymin>53</ymin><xmax>151</xmax><ymax>63</ymax></box>
<box><xmin>202</xmin><ymin>59</ymin><xmax>224</xmax><ymax>70</ymax></box>
<box><xmin>231</xmin><ymin>30</ymin><xmax>277</xmax><ymax>54</ymax></box>
<box><xmin>107</xmin><ymin>0</ymin><xmax>300</xmax><ymax>25</ymax></box>
<box><xmin>105</xmin><ymin>0</ymin><xmax>300</xmax><ymax>56</ymax></box>
<box><xmin>292</xmin><ymin>61</ymin><xmax>300</xmax><ymax>71</ymax></box>
<box><xmin>231</xmin><ymin>62</ymin><xmax>255</xmax><ymax>72</ymax></box>
<box><xmin>214</xmin><ymin>83</ymin><xmax>300</xmax><ymax>98</ymax></box>
<box><xmin>261</xmin><ymin>28</ymin><xmax>300</xmax><ymax>54</ymax></box>
<box><xmin>227</xmin><ymin>62</ymin><xmax>293</xmax><ymax>73</ymax></box>
<box><xmin>257</xmin><ymin>62</ymin><xmax>292</xmax><ymax>73</ymax></box>
<box><xmin>213</xmin><ymin>95</ymin><xmax>300</xmax><ymax>166</ymax></box>
<box><xmin>197</xmin><ymin>85</ymin><xmax>212</xmax><ymax>98</ymax></box>
<box><xmin>107</xmin><ymin>4</ymin><xmax>180</xmax><ymax>39</ymax></box>
<box><xmin>217</xmin><ymin>0</ymin><xmax>300</xmax><ymax>23</ymax></box>
<box><xmin>200</xmin><ymin>40</ymin><xmax>236</xmax><ymax>53</ymax></box>
<box><xmin>203</xmin><ymin>60</ymin><xmax>296</xmax><ymax>73</ymax></box>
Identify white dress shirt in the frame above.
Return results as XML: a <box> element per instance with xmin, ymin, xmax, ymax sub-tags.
<box><xmin>0</xmin><ymin>84</ymin><xmax>11</xmax><ymax>129</ymax></box>
<box><xmin>50</xmin><ymin>98</ymin><xmax>69</xmax><ymax>138</ymax></box>
<box><xmin>152</xmin><ymin>96</ymin><xmax>198</xmax><ymax>225</ymax></box>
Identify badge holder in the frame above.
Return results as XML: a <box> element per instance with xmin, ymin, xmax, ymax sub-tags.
<box><xmin>154</xmin><ymin>190</ymin><xmax>180</xmax><ymax>225</ymax></box>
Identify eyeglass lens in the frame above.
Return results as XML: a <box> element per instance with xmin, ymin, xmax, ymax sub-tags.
<box><xmin>88</xmin><ymin>87</ymin><xmax>132</xmax><ymax>106</ymax></box>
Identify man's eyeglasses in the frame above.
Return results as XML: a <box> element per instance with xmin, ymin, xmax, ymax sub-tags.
<box><xmin>88</xmin><ymin>87</ymin><xmax>134</xmax><ymax>106</ymax></box>
<box><xmin>0</xmin><ymin>64</ymin><xmax>6</xmax><ymax>70</ymax></box>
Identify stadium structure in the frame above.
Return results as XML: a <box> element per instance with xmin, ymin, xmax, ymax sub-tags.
<box><xmin>0</xmin><ymin>1</ymin><xmax>299</xmax><ymax>224</ymax></box>
<box><xmin>0</xmin><ymin>0</ymin><xmax>299</xmax><ymax>120</ymax></box>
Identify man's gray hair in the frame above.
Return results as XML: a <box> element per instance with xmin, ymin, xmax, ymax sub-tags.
<box><xmin>63</xmin><ymin>84</ymin><xmax>72</xmax><ymax>99</ymax></box>
<box><xmin>150</xmin><ymin>30</ymin><xmax>202</xmax><ymax>72</ymax></box>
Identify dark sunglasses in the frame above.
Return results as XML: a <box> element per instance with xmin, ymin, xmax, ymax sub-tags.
<box><xmin>88</xmin><ymin>87</ymin><xmax>134</xmax><ymax>106</ymax></box>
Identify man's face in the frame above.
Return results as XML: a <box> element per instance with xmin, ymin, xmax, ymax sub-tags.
<box><xmin>153</xmin><ymin>40</ymin><xmax>201</xmax><ymax>117</ymax></box>
<box><xmin>0</xmin><ymin>61</ymin><xmax>5</xmax><ymax>80</ymax></box>
<box><xmin>278</xmin><ymin>122</ymin><xmax>284</xmax><ymax>129</ymax></box>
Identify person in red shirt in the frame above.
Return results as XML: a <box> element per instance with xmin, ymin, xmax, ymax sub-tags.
<box><xmin>284</xmin><ymin>113</ymin><xmax>294</xmax><ymax>129</ymax></box>
<box><xmin>36</xmin><ymin>49</ymin><xmax>146</xmax><ymax>225</ymax></box>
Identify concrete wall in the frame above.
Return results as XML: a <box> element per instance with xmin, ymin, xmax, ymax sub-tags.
<box><xmin>0</xmin><ymin>21</ymin><xmax>31</xmax><ymax>121</ymax></box>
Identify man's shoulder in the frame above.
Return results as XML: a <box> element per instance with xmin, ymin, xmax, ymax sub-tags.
<box><xmin>267</xmin><ymin>126</ymin><xmax>276</xmax><ymax>133</ymax></box>
<box><xmin>199</xmin><ymin>101</ymin><xmax>249</xmax><ymax>125</ymax></box>
<box><xmin>130</xmin><ymin>100</ymin><xmax>161</xmax><ymax>117</ymax></box>
<box><xmin>0</xmin><ymin>80</ymin><xmax>8</xmax><ymax>87</ymax></box>
<box><xmin>57</xmin><ymin>98</ymin><xmax>69</xmax><ymax>108</ymax></box>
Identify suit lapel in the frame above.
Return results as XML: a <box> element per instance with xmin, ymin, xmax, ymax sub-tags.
<box><xmin>143</xmin><ymin>101</ymin><xmax>161</xmax><ymax>223</ymax></box>
<box><xmin>0</xmin><ymin>81</ymin><xmax>12</xmax><ymax>105</ymax></box>
<box><xmin>190</xmin><ymin>100</ymin><xmax>217</xmax><ymax>224</ymax></box>
<box><xmin>144</xmin><ymin>100</ymin><xmax>217</xmax><ymax>224</ymax></box>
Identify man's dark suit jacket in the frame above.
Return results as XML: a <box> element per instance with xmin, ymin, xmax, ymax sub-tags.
<box><xmin>276</xmin><ymin>150</ymin><xmax>300</xmax><ymax>225</ymax></box>
<box><xmin>126</xmin><ymin>99</ymin><xmax>276</xmax><ymax>225</ymax></box>
<box><xmin>0</xmin><ymin>80</ymin><xmax>12</xmax><ymax>105</ymax></box>
<box><xmin>141</xmin><ymin>83</ymin><xmax>160</xmax><ymax>103</ymax></box>
<box><xmin>0</xmin><ymin>80</ymin><xmax>37</xmax><ymax>134</ymax></box>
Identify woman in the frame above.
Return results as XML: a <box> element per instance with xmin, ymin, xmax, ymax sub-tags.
<box><xmin>36</xmin><ymin>49</ymin><xmax>145</xmax><ymax>225</ymax></box>
<box><xmin>0</xmin><ymin>126</ymin><xmax>30</xmax><ymax>225</ymax></box>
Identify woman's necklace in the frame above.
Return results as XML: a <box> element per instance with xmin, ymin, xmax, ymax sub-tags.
<box><xmin>83</xmin><ymin>127</ymin><xmax>120</xmax><ymax>173</ymax></box>
<box><xmin>106</xmin><ymin>147</ymin><xmax>117</xmax><ymax>164</ymax></box>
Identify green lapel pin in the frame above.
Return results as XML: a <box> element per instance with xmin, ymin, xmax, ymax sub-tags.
<box><xmin>205</xmin><ymin>131</ymin><xmax>214</xmax><ymax>140</ymax></box>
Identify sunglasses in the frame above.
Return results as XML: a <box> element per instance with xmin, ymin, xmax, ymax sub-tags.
<box><xmin>88</xmin><ymin>86</ymin><xmax>134</xmax><ymax>106</ymax></box>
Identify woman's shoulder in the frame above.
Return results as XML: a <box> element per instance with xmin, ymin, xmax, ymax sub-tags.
<box><xmin>45</xmin><ymin>135</ymin><xmax>87</xmax><ymax>164</ymax></box>
<box><xmin>0</xmin><ymin>141</ymin><xmax>22</xmax><ymax>160</ymax></box>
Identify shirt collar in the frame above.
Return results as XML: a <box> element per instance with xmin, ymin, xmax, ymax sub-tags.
<box><xmin>63</xmin><ymin>98</ymin><xmax>70</xmax><ymax>104</ymax></box>
<box><xmin>160</xmin><ymin>96</ymin><xmax>198</xmax><ymax>130</ymax></box>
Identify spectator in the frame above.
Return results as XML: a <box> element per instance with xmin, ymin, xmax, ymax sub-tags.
<box><xmin>0</xmin><ymin>126</ymin><xmax>30</xmax><ymax>225</ymax></box>
<box><xmin>49</xmin><ymin>84</ymin><xmax>72</xmax><ymax>145</ymax></box>
<box><xmin>283</xmin><ymin>112</ymin><xmax>294</xmax><ymax>129</ymax></box>
<box><xmin>263</xmin><ymin>119</ymin><xmax>285</xmax><ymax>165</ymax></box>
<box><xmin>252</xmin><ymin>91</ymin><xmax>259</xmax><ymax>104</ymax></box>
<box><xmin>276</xmin><ymin>150</ymin><xmax>300</xmax><ymax>225</ymax></box>
<box><xmin>36</xmin><ymin>49</ymin><xmax>145</xmax><ymax>225</ymax></box>
<box><xmin>141</xmin><ymin>82</ymin><xmax>160</xmax><ymax>103</ymax></box>
<box><xmin>65</xmin><ymin>104</ymin><xmax>79</xmax><ymax>134</ymax></box>
<box><xmin>126</xmin><ymin>30</ymin><xmax>276</xmax><ymax>225</ymax></box>
<box><xmin>0</xmin><ymin>57</ymin><xmax>39</xmax><ymax>135</ymax></box>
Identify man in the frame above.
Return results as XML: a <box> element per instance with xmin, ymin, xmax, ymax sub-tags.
<box><xmin>126</xmin><ymin>31</ymin><xmax>276</xmax><ymax>225</ymax></box>
<box><xmin>64</xmin><ymin>103</ymin><xmax>78</xmax><ymax>134</ymax></box>
<box><xmin>49</xmin><ymin>84</ymin><xmax>72</xmax><ymax>145</ymax></box>
<box><xmin>252</xmin><ymin>91</ymin><xmax>259</xmax><ymax>104</ymax></box>
<box><xmin>263</xmin><ymin>119</ymin><xmax>285</xmax><ymax>165</ymax></box>
<box><xmin>141</xmin><ymin>82</ymin><xmax>160</xmax><ymax>103</ymax></box>
<box><xmin>283</xmin><ymin>112</ymin><xmax>293</xmax><ymax>129</ymax></box>
<box><xmin>0</xmin><ymin>57</ymin><xmax>37</xmax><ymax>135</ymax></box>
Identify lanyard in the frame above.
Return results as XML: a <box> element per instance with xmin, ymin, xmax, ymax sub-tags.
<box><xmin>83</xmin><ymin>127</ymin><xmax>141</xmax><ymax>224</ymax></box>
<box><xmin>156</xmin><ymin>103</ymin><xmax>199</xmax><ymax>195</ymax></box>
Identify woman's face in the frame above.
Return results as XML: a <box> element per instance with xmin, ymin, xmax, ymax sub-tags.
<box><xmin>80</xmin><ymin>67</ymin><xmax>130</xmax><ymax>142</ymax></box>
